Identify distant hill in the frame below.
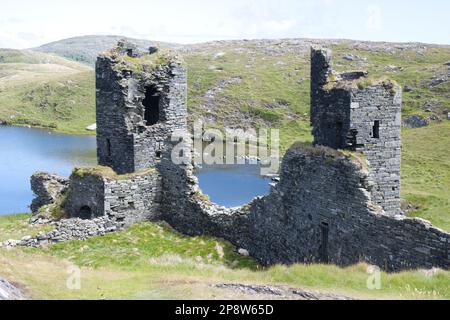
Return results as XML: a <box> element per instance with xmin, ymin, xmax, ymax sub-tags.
<box><xmin>33</xmin><ymin>35</ymin><xmax>180</xmax><ymax>65</ymax></box>
<box><xmin>0</xmin><ymin>49</ymin><xmax>95</xmax><ymax>133</ymax></box>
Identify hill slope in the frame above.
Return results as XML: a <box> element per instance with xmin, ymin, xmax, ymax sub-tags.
<box><xmin>33</xmin><ymin>35</ymin><xmax>180</xmax><ymax>65</ymax></box>
<box><xmin>0</xmin><ymin>49</ymin><xmax>95</xmax><ymax>133</ymax></box>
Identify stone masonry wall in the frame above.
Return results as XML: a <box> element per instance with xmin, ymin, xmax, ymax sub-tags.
<box><xmin>96</xmin><ymin>53</ymin><xmax>134</xmax><ymax>173</ymax></box>
<box><xmin>310</xmin><ymin>47</ymin><xmax>401</xmax><ymax>215</ymax></box>
<box><xmin>64</xmin><ymin>168</ymin><xmax>162</xmax><ymax>226</ymax></box>
<box><xmin>103</xmin><ymin>170</ymin><xmax>162</xmax><ymax>226</ymax></box>
<box><xmin>350</xmin><ymin>84</ymin><xmax>402</xmax><ymax>214</ymax></box>
<box><xmin>158</xmin><ymin>141</ymin><xmax>449</xmax><ymax>271</ymax></box>
<box><xmin>65</xmin><ymin>173</ymin><xmax>105</xmax><ymax>220</ymax></box>
<box><xmin>96</xmin><ymin>41</ymin><xmax>187</xmax><ymax>174</ymax></box>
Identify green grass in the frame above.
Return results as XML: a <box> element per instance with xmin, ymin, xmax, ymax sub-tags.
<box><xmin>44</xmin><ymin>221</ymin><xmax>257</xmax><ymax>271</ymax></box>
<box><xmin>402</xmin><ymin>122</ymin><xmax>450</xmax><ymax>231</ymax></box>
<box><xmin>0</xmin><ymin>214</ymin><xmax>52</xmax><ymax>242</ymax></box>
<box><xmin>0</xmin><ymin>50</ymin><xmax>95</xmax><ymax>134</ymax></box>
<box><xmin>330</xmin><ymin>44</ymin><xmax>450</xmax><ymax>118</ymax></box>
<box><xmin>0</xmin><ymin>214</ymin><xmax>449</xmax><ymax>300</ymax></box>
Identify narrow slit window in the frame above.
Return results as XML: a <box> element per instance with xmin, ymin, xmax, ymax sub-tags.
<box><xmin>373</xmin><ymin>120</ymin><xmax>380</xmax><ymax>139</ymax></box>
<box><xmin>336</xmin><ymin>121</ymin><xmax>343</xmax><ymax>147</ymax></box>
<box><xmin>143</xmin><ymin>86</ymin><xmax>160</xmax><ymax>126</ymax></box>
<box><xmin>319</xmin><ymin>222</ymin><xmax>329</xmax><ymax>263</ymax></box>
<box><xmin>106</xmin><ymin>138</ymin><xmax>112</xmax><ymax>157</ymax></box>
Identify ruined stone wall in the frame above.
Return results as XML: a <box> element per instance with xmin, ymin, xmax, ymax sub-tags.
<box><xmin>65</xmin><ymin>174</ymin><xmax>105</xmax><ymax>220</ymax></box>
<box><xmin>158</xmin><ymin>142</ymin><xmax>449</xmax><ymax>271</ymax></box>
<box><xmin>30</xmin><ymin>172</ymin><xmax>69</xmax><ymax>214</ymax></box>
<box><xmin>310</xmin><ymin>48</ymin><xmax>352</xmax><ymax>149</ymax></box>
<box><xmin>350</xmin><ymin>85</ymin><xmax>402</xmax><ymax>214</ymax></box>
<box><xmin>132</xmin><ymin>64</ymin><xmax>187</xmax><ymax>172</ymax></box>
<box><xmin>96</xmin><ymin>41</ymin><xmax>187</xmax><ymax>174</ymax></box>
<box><xmin>103</xmin><ymin>170</ymin><xmax>162</xmax><ymax>226</ymax></box>
<box><xmin>311</xmin><ymin>87</ymin><xmax>352</xmax><ymax>149</ymax></box>
<box><xmin>310</xmin><ymin>48</ymin><xmax>401</xmax><ymax>215</ymax></box>
<box><xmin>96</xmin><ymin>55</ymin><xmax>135</xmax><ymax>173</ymax></box>
<box><xmin>64</xmin><ymin>168</ymin><xmax>162</xmax><ymax>226</ymax></box>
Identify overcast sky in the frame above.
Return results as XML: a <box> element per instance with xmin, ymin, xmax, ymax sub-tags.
<box><xmin>0</xmin><ymin>0</ymin><xmax>449</xmax><ymax>49</ymax></box>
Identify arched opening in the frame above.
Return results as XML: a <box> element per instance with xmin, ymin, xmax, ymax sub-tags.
<box><xmin>79</xmin><ymin>205</ymin><xmax>92</xmax><ymax>220</ymax></box>
<box><xmin>143</xmin><ymin>86</ymin><xmax>160</xmax><ymax>126</ymax></box>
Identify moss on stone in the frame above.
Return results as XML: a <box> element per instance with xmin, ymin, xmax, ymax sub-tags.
<box><xmin>340</xmin><ymin>149</ymin><xmax>369</xmax><ymax>170</ymax></box>
<box><xmin>193</xmin><ymin>191</ymin><xmax>212</xmax><ymax>205</ymax></box>
<box><xmin>288</xmin><ymin>141</ymin><xmax>343</xmax><ymax>159</ymax></box>
<box><xmin>105</xmin><ymin>46</ymin><xmax>183</xmax><ymax>77</ymax></box>
<box><xmin>324</xmin><ymin>75</ymin><xmax>400</xmax><ymax>95</ymax></box>
<box><xmin>71</xmin><ymin>165</ymin><xmax>157</xmax><ymax>181</ymax></box>
<box><xmin>287</xmin><ymin>141</ymin><xmax>368</xmax><ymax>170</ymax></box>
<box><xmin>49</xmin><ymin>192</ymin><xmax>70</xmax><ymax>220</ymax></box>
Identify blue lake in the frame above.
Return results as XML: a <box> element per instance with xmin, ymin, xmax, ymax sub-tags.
<box><xmin>195</xmin><ymin>164</ymin><xmax>271</xmax><ymax>208</ymax></box>
<box><xmin>0</xmin><ymin>126</ymin><xmax>271</xmax><ymax>214</ymax></box>
<box><xmin>0</xmin><ymin>126</ymin><xmax>97</xmax><ymax>214</ymax></box>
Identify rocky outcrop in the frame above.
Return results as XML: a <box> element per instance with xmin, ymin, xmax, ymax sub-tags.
<box><xmin>30</xmin><ymin>172</ymin><xmax>69</xmax><ymax>214</ymax></box>
<box><xmin>0</xmin><ymin>279</ymin><xmax>26</xmax><ymax>300</ymax></box>
<box><xmin>215</xmin><ymin>283</ymin><xmax>354</xmax><ymax>300</ymax></box>
<box><xmin>402</xmin><ymin>115</ymin><xmax>429</xmax><ymax>128</ymax></box>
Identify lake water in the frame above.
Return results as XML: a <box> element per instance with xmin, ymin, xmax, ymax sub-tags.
<box><xmin>0</xmin><ymin>126</ymin><xmax>271</xmax><ymax>215</ymax></box>
<box><xmin>195</xmin><ymin>164</ymin><xmax>271</xmax><ymax>208</ymax></box>
<box><xmin>0</xmin><ymin>126</ymin><xmax>97</xmax><ymax>214</ymax></box>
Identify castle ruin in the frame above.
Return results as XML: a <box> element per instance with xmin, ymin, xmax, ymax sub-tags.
<box><xmin>28</xmin><ymin>42</ymin><xmax>450</xmax><ymax>272</ymax></box>
<box><xmin>311</xmin><ymin>48</ymin><xmax>402</xmax><ymax>215</ymax></box>
<box><xmin>96</xmin><ymin>40</ymin><xmax>187</xmax><ymax>174</ymax></box>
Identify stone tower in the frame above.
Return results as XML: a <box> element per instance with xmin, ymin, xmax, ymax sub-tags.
<box><xmin>310</xmin><ymin>47</ymin><xmax>402</xmax><ymax>215</ymax></box>
<box><xmin>96</xmin><ymin>40</ymin><xmax>187</xmax><ymax>174</ymax></box>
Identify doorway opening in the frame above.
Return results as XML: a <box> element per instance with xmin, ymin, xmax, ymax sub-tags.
<box><xmin>79</xmin><ymin>205</ymin><xmax>92</xmax><ymax>220</ymax></box>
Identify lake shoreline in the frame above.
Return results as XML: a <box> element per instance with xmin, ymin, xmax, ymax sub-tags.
<box><xmin>0</xmin><ymin>121</ymin><xmax>95</xmax><ymax>136</ymax></box>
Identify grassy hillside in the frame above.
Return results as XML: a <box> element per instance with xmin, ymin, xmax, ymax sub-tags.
<box><xmin>402</xmin><ymin>122</ymin><xmax>450</xmax><ymax>230</ymax></box>
<box><xmin>0</xmin><ymin>49</ymin><xmax>95</xmax><ymax>134</ymax></box>
<box><xmin>1</xmin><ymin>214</ymin><xmax>449</xmax><ymax>300</ymax></box>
